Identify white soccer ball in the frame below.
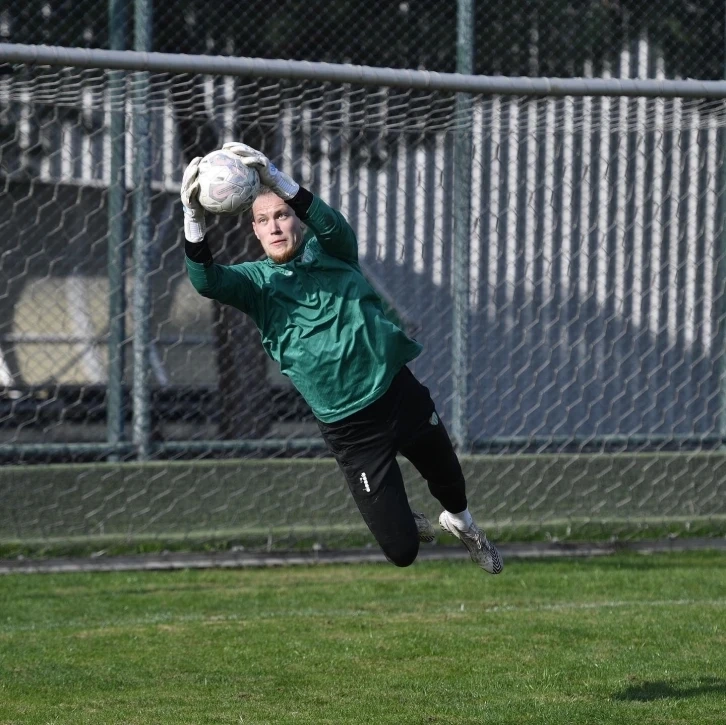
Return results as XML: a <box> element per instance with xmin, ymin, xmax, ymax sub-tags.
<box><xmin>197</xmin><ymin>149</ymin><xmax>261</xmax><ymax>216</ymax></box>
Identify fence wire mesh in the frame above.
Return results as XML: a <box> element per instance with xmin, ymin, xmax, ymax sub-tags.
<box><xmin>2</xmin><ymin>27</ymin><xmax>726</xmax><ymax>551</ymax></box>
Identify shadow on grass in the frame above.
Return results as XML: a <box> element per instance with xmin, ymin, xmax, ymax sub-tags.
<box><xmin>613</xmin><ymin>677</ymin><xmax>726</xmax><ymax>701</ymax></box>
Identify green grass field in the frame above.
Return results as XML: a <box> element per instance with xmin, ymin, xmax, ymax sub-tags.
<box><xmin>1</xmin><ymin>552</ymin><xmax>725</xmax><ymax>724</ymax></box>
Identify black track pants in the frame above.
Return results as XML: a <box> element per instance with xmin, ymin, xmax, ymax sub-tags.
<box><xmin>317</xmin><ymin>366</ymin><xmax>467</xmax><ymax>567</ymax></box>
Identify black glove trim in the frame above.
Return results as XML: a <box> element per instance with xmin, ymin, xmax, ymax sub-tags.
<box><xmin>185</xmin><ymin>240</ymin><xmax>214</xmax><ymax>267</ymax></box>
<box><xmin>287</xmin><ymin>186</ymin><xmax>314</xmax><ymax>220</ymax></box>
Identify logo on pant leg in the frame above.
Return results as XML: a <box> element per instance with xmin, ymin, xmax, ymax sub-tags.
<box><xmin>360</xmin><ymin>472</ymin><xmax>370</xmax><ymax>492</ymax></box>
<box><xmin>429</xmin><ymin>412</ymin><xmax>439</xmax><ymax>426</ymax></box>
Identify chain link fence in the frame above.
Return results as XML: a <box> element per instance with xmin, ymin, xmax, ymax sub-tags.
<box><xmin>2</xmin><ymin>2</ymin><xmax>726</xmax><ymax>552</ymax></box>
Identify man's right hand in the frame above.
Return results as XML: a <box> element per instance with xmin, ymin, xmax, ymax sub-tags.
<box><xmin>181</xmin><ymin>157</ymin><xmax>207</xmax><ymax>243</ymax></box>
<box><xmin>222</xmin><ymin>142</ymin><xmax>300</xmax><ymax>201</ymax></box>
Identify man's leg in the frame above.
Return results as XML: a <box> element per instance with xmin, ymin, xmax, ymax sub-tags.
<box><xmin>400</xmin><ymin>421</ymin><xmax>503</xmax><ymax>574</ymax></box>
<box><xmin>318</xmin><ymin>416</ymin><xmax>420</xmax><ymax>567</ymax></box>
<box><xmin>390</xmin><ymin>367</ymin><xmax>467</xmax><ymax>511</ymax></box>
<box><xmin>398</xmin><ymin>416</ymin><xmax>467</xmax><ymax>513</ymax></box>
<box><xmin>394</xmin><ymin>369</ymin><xmax>504</xmax><ymax>574</ymax></box>
<box><xmin>348</xmin><ymin>454</ymin><xmax>420</xmax><ymax>567</ymax></box>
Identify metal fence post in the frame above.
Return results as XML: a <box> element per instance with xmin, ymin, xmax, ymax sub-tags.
<box><xmin>452</xmin><ymin>0</ymin><xmax>474</xmax><ymax>451</ymax></box>
<box><xmin>132</xmin><ymin>0</ymin><xmax>153</xmax><ymax>459</ymax></box>
<box><xmin>107</xmin><ymin>0</ymin><xmax>127</xmax><ymax>459</ymax></box>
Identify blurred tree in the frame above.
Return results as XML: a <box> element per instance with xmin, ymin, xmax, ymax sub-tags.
<box><xmin>474</xmin><ymin>0</ymin><xmax>726</xmax><ymax>79</ymax></box>
<box><xmin>5</xmin><ymin>0</ymin><xmax>725</xmax><ymax>78</ymax></box>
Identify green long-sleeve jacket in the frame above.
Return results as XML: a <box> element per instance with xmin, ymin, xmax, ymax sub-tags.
<box><xmin>185</xmin><ymin>193</ymin><xmax>422</xmax><ymax>422</ymax></box>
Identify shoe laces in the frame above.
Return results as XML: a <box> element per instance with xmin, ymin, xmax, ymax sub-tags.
<box><xmin>462</xmin><ymin>524</ymin><xmax>486</xmax><ymax>551</ymax></box>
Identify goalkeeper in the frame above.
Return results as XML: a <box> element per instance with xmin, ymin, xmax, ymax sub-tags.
<box><xmin>182</xmin><ymin>142</ymin><xmax>502</xmax><ymax>574</ymax></box>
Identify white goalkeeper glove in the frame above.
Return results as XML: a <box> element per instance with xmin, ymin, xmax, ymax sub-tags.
<box><xmin>222</xmin><ymin>142</ymin><xmax>300</xmax><ymax>200</ymax></box>
<box><xmin>181</xmin><ymin>157</ymin><xmax>207</xmax><ymax>243</ymax></box>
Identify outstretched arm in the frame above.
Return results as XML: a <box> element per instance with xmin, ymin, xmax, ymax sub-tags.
<box><xmin>223</xmin><ymin>142</ymin><xmax>358</xmax><ymax>263</ymax></box>
<box><xmin>181</xmin><ymin>158</ymin><xmax>258</xmax><ymax>314</ymax></box>
<box><xmin>297</xmin><ymin>193</ymin><xmax>358</xmax><ymax>264</ymax></box>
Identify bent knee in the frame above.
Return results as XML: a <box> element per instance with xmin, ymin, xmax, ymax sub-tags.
<box><xmin>385</xmin><ymin>539</ymin><xmax>419</xmax><ymax>567</ymax></box>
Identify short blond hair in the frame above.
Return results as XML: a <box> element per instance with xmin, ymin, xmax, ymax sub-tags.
<box><xmin>254</xmin><ymin>186</ymin><xmax>280</xmax><ymax>202</ymax></box>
